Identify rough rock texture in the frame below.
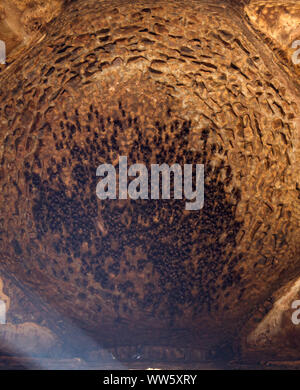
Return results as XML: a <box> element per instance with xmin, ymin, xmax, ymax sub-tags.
<box><xmin>0</xmin><ymin>0</ymin><xmax>65</xmax><ymax>37</ymax></box>
<box><xmin>0</xmin><ymin>0</ymin><xmax>299</xmax><ymax>367</ymax></box>
<box><xmin>245</xmin><ymin>0</ymin><xmax>300</xmax><ymax>80</ymax></box>
<box><xmin>0</xmin><ymin>322</ymin><xmax>58</xmax><ymax>356</ymax></box>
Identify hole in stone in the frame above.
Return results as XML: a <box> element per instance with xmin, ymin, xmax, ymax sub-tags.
<box><xmin>0</xmin><ymin>300</ymin><xmax>6</xmax><ymax>324</ymax></box>
<box><xmin>0</xmin><ymin>39</ymin><xmax>5</xmax><ymax>64</ymax></box>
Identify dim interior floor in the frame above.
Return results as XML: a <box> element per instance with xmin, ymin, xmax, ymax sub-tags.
<box><xmin>1</xmin><ymin>354</ymin><xmax>300</xmax><ymax>370</ymax></box>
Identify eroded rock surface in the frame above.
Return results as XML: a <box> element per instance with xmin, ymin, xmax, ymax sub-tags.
<box><xmin>0</xmin><ymin>0</ymin><xmax>299</xmax><ymax>366</ymax></box>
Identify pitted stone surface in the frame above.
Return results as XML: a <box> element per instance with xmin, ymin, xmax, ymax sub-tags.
<box><xmin>0</xmin><ymin>0</ymin><xmax>299</xmax><ymax>355</ymax></box>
